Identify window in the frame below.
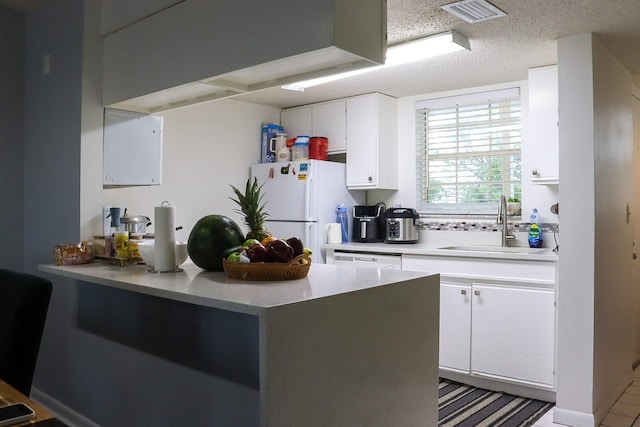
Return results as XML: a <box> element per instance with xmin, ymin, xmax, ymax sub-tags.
<box><xmin>415</xmin><ymin>88</ymin><xmax>521</xmax><ymax>215</ymax></box>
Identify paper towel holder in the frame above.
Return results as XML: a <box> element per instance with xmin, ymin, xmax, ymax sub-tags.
<box><xmin>150</xmin><ymin>201</ymin><xmax>183</xmax><ymax>273</ymax></box>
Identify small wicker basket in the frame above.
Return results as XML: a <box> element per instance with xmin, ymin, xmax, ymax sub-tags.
<box><xmin>222</xmin><ymin>254</ymin><xmax>311</xmax><ymax>281</ymax></box>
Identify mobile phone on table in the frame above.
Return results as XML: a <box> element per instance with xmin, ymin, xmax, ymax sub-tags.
<box><xmin>0</xmin><ymin>403</ymin><xmax>35</xmax><ymax>426</ymax></box>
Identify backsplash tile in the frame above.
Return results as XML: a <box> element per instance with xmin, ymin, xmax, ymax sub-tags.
<box><xmin>418</xmin><ymin>221</ymin><xmax>559</xmax><ymax>234</ymax></box>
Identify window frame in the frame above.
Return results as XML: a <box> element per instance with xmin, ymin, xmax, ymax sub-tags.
<box><xmin>415</xmin><ymin>87</ymin><xmax>522</xmax><ymax>216</ymax></box>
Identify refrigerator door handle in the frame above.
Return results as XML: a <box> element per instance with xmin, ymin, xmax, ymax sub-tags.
<box><xmin>304</xmin><ymin>222</ymin><xmax>313</xmax><ymax>252</ymax></box>
<box><xmin>304</xmin><ymin>172</ymin><xmax>312</xmax><ymax>221</ymax></box>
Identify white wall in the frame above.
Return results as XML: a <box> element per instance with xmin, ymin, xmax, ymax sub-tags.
<box><xmin>99</xmin><ymin>78</ymin><xmax>562</xmax><ymax>248</ymax></box>
<box><xmin>555</xmin><ymin>33</ymin><xmax>634</xmax><ymax>427</ymax></box>
<box><xmin>385</xmin><ymin>80</ymin><xmax>559</xmax><ymax>225</ymax></box>
<box><xmin>100</xmin><ymin>99</ymin><xmax>281</xmax><ymax>243</ymax></box>
<box><xmin>591</xmin><ymin>34</ymin><xmax>634</xmax><ymax>416</ymax></box>
<box><xmin>99</xmin><ymin>77</ymin><xmax>562</xmax><ymax>248</ymax></box>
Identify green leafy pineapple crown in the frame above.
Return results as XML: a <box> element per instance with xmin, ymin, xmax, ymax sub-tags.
<box><xmin>229</xmin><ymin>177</ymin><xmax>271</xmax><ymax>241</ymax></box>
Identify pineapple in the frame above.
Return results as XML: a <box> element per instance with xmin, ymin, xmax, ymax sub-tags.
<box><xmin>229</xmin><ymin>177</ymin><xmax>271</xmax><ymax>242</ymax></box>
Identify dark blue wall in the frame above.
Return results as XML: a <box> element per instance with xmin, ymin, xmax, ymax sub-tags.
<box><xmin>23</xmin><ymin>0</ymin><xmax>83</xmax><ymax>272</ymax></box>
<box><xmin>22</xmin><ymin>2</ymin><xmax>260</xmax><ymax>425</ymax></box>
<box><xmin>0</xmin><ymin>5</ymin><xmax>25</xmax><ymax>270</ymax></box>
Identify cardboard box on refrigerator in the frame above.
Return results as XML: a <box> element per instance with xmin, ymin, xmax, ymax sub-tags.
<box><xmin>261</xmin><ymin>123</ymin><xmax>283</xmax><ymax>163</ymax></box>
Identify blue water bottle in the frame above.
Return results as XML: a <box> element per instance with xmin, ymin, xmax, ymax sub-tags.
<box><xmin>336</xmin><ymin>204</ymin><xmax>348</xmax><ymax>243</ymax></box>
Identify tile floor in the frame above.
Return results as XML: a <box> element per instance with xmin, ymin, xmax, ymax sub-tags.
<box><xmin>533</xmin><ymin>368</ymin><xmax>640</xmax><ymax>427</ymax></box>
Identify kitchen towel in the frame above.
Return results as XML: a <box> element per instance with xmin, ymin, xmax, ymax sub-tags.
<box><xmin>326</xmin><ymin>223</ymin><xmax>342</xmax><ymax>244</ymax></box>
<box><xmin>154</xmin><ymin>203</ymin><xmax>176</xmax><ymax>272</ymax></box>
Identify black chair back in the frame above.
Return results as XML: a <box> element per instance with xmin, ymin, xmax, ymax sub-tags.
<box><xmin>0</xmin><ymin>269</ymin><xmax>52</xmax><ymax>396</ymax></box>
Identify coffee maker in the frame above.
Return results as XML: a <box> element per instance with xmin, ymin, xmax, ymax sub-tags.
<box><xmin>352</xmin><ymin>203</ymin><xmax>386</xmax><ymax>242</ymax></box>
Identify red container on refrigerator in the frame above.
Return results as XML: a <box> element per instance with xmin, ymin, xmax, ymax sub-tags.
<box><xmin>309</xmin><ymin>136</ymin><xmax>328</xmax><ymax>160</ymax></box>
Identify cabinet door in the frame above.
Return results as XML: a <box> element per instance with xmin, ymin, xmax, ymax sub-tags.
<box><xmin>471</xmin><ymin>284</ymin><xmax>555</xmax><ymax>387</ymax></box>
<box><xmin>440</xmin><ymin>283</ymin><xmax>472</xmax><ymax>373</ymax></box>
<box><xmin>346</xmin><ymin>96</ymin><xmax>378</xmax><ymax>187</ymax></box>
<box><xmin>312</xmin><ymin>101</ymin><xmax>346</xmax><ymax>153</ymax></box>
<box><xmin>526</xmin><ymin>65</ymin><xmax>559</xmax><ymax>182</ymax></box>
<box><xmin>103</xmin><ymin>109</ymin><xmax>163</xmax><ymax>186</ymax></box>
<box><xmin>281</xmin><ymin>107</ymin><xmax>312</xmax><ymax>139</ymax></box>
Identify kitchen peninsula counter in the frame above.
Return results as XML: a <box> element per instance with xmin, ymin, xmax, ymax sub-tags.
<box><xmin>40</xmin><ymin>262</ymin><xmax>440</xmax><ymax>427</ymax></box>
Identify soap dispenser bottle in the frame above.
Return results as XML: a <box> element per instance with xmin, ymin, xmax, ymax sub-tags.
<box><xmin>528</xmin><ymin>208</ymin><xmax>543</xmax><ymax>248</ymax></box>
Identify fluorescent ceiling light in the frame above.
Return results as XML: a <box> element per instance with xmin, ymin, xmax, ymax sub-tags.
<box><xmin>386</xmin><ymin>30</ymin><xmax>470</xmax><ymax>65</ymax></box>
<box><xmin>282</xmin><ymin>30</ymin><xmax>470</xmax><ymax>91</ymax></box>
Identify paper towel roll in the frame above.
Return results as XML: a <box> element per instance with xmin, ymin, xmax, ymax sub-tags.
<box><xmin>154</xmin><ymin>204</ymin><xmax>176</xmax><ymax>272</ymax></box>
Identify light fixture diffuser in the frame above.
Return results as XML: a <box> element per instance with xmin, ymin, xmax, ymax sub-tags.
<box><xmin>282</xmin><ymin>30</ymin><xmax>470</xmax><ymax>91</ymax></box>
<box><xmin>385</xmin><ymin>30</ymin><xmax>470</xmax><ymax>66</ymax></box>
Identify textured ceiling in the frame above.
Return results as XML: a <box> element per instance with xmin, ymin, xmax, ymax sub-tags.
<box><xmin>2</xmin><ymin>0</ymin><xmax>640</xmax><ymax>109</ymax></box>
<box><xmin>237</xmin><ymin>0</ymin><xmax>640</xmax><ymax>108</ymax></box>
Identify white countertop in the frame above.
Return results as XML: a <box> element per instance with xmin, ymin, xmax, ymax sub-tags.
<box><xmin>324</xmin><ymin>242</ymin><xmax>559</xmax><ymax>261</ymax></box>
<box><xmin>39</xmin><ymin>262</ymin><xmax>433</xmax><ymax>316</ymax></box>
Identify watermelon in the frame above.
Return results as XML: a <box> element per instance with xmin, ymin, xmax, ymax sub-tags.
<box><xmin>187</xmin><ymin>215</ymin><xmax>245</xmax><ymax>271</ymax></box>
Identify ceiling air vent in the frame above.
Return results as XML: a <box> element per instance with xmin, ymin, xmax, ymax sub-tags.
<box><xmin>441</xmin><ymin>0</ymin><xmax>507</xmax><ymax>23</ymax></box>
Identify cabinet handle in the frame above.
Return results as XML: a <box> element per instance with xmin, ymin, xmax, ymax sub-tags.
<box><xmin>368</xmin><ymin>176</ymin><xmax>373</xmax><ymax>182</ymax></box>
<box><xmin>474</xmin><ymin>290</ymin><xmax>480</xmax><ymax>296</ymax></box>
<box><xmin>461</xmin><ymin>290</ymin><xmax>467</xmax><ymax>295</ymax></box>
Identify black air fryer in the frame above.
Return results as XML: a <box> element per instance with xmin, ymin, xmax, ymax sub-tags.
<box><xmin>352</xmin><ymin>203</ymin><xmax>386</xmax><ymax>242</ymax></box>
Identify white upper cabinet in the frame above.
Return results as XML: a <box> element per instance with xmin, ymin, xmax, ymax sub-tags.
<box><xmin>527</xmin><ymin>65</ymin><xmax>559</xmax><ymax>185</ymax></box>
<box><xmin>346</xmin><ymin>93</ymin><xmax>398</xmax><ymax>190</ymax></box>
<box><xmin>281</xmin><ymin>93</ymin><xmax>399</xmax><ymax>188</ymax></box>
<box><xmin>103</xmin><ymin>109</ymin><xmax>163</xmax><ymax>186</ymax></box>
<box><xmin>281</xmin><ymin>100</ymin><xmax>347</xmax><ymax>153</ymax></box>
<box><xmin>281</xmin><ymin>108</ymin><xmax>312</xmax><ymax>140</ymax></box>
<box><xmin>312</xmin><ymin>101</ymin><xmax>347</xmax><ymax>153</ymax></box>
<box><xmin>103</xmin><ymin>0</ymin><xmax>386</xmax><ymax>113</ymax></box>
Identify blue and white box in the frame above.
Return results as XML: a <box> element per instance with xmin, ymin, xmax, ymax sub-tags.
<box><xmin>261</xmin><ymin>123</ymin><xmax>283</xmax><ymax>163</ymax></box>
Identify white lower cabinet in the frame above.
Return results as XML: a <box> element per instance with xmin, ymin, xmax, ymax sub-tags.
<box><xmin>403</xmin><ymin>254</ymin><xmax>556</xmax><ymax>390</ymax></box>
<box><xmin>470</xmin><ymin>283</ymin><xmax>555</xmax><ymax>387</ymax></box>
<box><xmin>439</xmin><ymin>283</ymin><xmax>471</xmax><ymax>373</ymax></box>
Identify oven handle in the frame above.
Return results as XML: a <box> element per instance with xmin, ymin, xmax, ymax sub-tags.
<box><xmin>353</xmin><ymin>256</ymin><xmax>378</xmax><ymax>263</ymax></box>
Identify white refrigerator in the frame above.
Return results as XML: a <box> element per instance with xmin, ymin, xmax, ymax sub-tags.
<box><xmin>251</xmin><ymin>160</ymin><xmax>364</xmax><ymax>263</ymax></box>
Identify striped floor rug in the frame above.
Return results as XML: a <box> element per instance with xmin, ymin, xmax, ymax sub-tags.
<box><xmin>439</xmin><ymin>378</ymin><xmax>554</xmax><ymax>427</ymax></box>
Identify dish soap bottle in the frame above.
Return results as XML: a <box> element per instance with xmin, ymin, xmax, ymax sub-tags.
<box><xmin>528</xmin><ymin>208</ymin><xmax>543</xmax><ymax>248</ymax></box>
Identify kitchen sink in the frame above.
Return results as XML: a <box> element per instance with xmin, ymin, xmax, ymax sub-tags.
<box><xmin>438</xmin><ymin>245</ymin><xmax>548</xmax><ymax>254</ymax></box>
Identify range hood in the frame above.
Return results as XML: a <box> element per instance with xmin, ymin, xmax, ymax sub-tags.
<box><xmin>103</xmin><ymin>0</ymin><xmax>387</xmax><ymax>113</ymax></box>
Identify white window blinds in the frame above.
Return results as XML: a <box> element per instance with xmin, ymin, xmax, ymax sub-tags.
<box><xmin>415</xmin><ymin>88</ymin><xmax>521</xmax><ymax>215</ymax></box>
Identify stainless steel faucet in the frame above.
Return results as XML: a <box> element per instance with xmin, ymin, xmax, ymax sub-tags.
<box><xmin>498</xmin><ymin>195</ymin><xmax>515</xmax><ymax>247</ymax></box>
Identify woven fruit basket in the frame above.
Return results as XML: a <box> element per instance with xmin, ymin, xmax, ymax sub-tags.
<box><xmin>222</xmin><ymin>254</ymin><xmax>311</xmax><ymax>281</ymax></box>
